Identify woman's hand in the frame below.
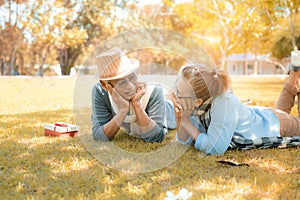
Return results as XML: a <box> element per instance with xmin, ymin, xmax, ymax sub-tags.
<box><xmin>172</xmin><ymin>92</ymin><xmax>197</xmax><ymax>122</ymax></box>
<box><xmin>172</xmin><ymin>92</ymin><xmax>182</xmax><ymax>127</ymax></box>
<box><xmin>179</xmin><ymin>98</ymin><xmax>197</xmax><ymax>121</ymax></box>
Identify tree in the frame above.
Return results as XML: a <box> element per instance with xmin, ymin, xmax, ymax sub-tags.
<box><xmin>0</xmin><ymin>0</ymin><xmax>29</xmax><ymax>75</ymax></box>
<box><xmin>50</xmin><ymin>0</ymin><xmax>123</xmax><ymax>75</ymax></box>
<box><xmin>166</xmin><ymin>0</ymin><xmax>268</xmax><ymax>69</ymax></box>
<box><xmin>268</xmin><ymin>0</ymin><xmax>300</xmax><ymax>59</ymax></box>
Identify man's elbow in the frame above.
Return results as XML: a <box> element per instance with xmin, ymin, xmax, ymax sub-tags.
<box><xmin>142</xmin><ymin>129</ymin><xmax>166</xmax><ymax>143</ymax></box>
<box><xmin>92</xmin><ymin>127</ymin><xmax>111</xmax><ymax>142</ymax></box>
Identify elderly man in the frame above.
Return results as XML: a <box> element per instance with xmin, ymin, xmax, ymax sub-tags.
<box><xmin>91</xmin><ymin>47</ymin><xmax>176</xmax><ymax>142</ymax></box>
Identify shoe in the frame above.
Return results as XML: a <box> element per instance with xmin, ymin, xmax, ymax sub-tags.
<box><xmin>290</xmin><ymin>50</ymin><xmax>300</xmax><ymax>72</ymax></box>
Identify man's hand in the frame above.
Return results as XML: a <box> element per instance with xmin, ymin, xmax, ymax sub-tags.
<box><xmin>107</xmin><ymin>83</ymin><xmax>130</xmax><ymax>113</ymax></box>
<box><xmin>131</xmin><ymin>82</ymin><xmax>146</xmax><ymax>106</ymax></box>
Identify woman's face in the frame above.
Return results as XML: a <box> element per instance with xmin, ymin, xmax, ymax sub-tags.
<box><xmin>109</xmin><ymin>73</ymin><xmax>139</xmax><ymax>100</ymax></box>
<box><xmin>175</xmin><ymin>77</ymin><xmax>196</xmax><ymax>99</ymax></box>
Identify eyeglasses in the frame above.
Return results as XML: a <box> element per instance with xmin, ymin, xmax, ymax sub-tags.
<box><xmin>109</xmin><ymin>73</ymin><xmax>138</xmax><ymax>88</ymax></box>
<box><xmin>173</xmin><ymin>88</ymin><xmax>196</xmax><ymax>99</ymax></box>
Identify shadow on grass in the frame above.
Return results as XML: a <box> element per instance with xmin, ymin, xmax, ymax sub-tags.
<box><xmin>0</xmin><ymin>109</ymin><xmax>299</xmax><ymax>199</ymax></box>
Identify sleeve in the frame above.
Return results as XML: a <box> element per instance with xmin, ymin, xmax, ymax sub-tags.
<box><xmin>91</xmin><ymin>83</ymin><xmax>113</xmax><ymax>142</ymax></box>
<box><xmin>194</xmin><ymin>93</ymin><xmax>239</xmax><ymax>155</ymax></box>
<box><xmin>142</xmin><ymin>85</ymin><xmax>167</xmax><ymax>142</ymax></box>
<box><xmin>176</xmin><ymin>115</ymin><xmax>203</xmax><ymax>145</ymax></box>
<box><xmin>176</xmin><ymin>134</ymin><xmax>194</xmax><ymax>145</ymax></box>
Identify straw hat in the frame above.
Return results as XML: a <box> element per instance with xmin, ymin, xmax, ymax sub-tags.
<box><xmin>291</xmin><ymin>50</ymin><xmax>300</xmax><ymax>67</ymax></box>
<box><xmin>96</xmin><ymin>47</ymin><xmax>140</xmax><ymax>80</ymax></box>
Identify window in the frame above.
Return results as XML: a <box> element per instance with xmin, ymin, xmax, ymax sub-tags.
<box><xmin>247</xmin><ymin>64</ymin><xmax>253</xmax><ymax>74</ymax></box>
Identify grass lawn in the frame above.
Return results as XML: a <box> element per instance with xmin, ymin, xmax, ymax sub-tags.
<box><xmin>0</xmin><ymin>75</ymin><xmax>299</xmax><ymax>200</ymax></box>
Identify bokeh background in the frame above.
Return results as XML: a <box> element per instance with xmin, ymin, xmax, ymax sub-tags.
<box><xmin>1</xmin><ymin>1</ymin><xmax>300</xmax><ymax>199</ymax></box>
<box><xmin>0</xmin><ymin>0</ymin><xmax>299</xmax><ymax>76</ymax></box>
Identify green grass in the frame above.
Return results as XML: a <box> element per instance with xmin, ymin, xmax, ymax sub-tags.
<box><xmin>0</xmin><ymin>75</ymin><xmax>299</xmax><ymax>200</ymax></box>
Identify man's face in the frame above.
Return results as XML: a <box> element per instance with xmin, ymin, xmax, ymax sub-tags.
<box><xmin>109</xmin><ymin>73</ymin><xmax>138</xmax><ymax>100</ymax></box>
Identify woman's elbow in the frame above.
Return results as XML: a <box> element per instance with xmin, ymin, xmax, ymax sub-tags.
<box><xmin>208</xmin><ymin>146</ymin><xmax>227</xmax><ymax>156</ymax></box>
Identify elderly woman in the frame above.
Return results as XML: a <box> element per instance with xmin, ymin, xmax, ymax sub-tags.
<box><xmin>172</xmin><ymin>50</ymin><xmax>300</xmax><ymax>155</ymax></box>
<box><xmin>91</xmin><ymin>47</ymin><xmax>176</xmax><ymax>142</ymax></box>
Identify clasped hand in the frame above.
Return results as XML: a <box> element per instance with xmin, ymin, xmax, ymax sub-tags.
<box><xmin>131</xmin><ymin>82</ymin><xmax>146</xmax><ymax>105</ymax></box>
<box><xmin>108</xmin><ymin>82</ymin><xmax>146</xmax><ymax>112</ymax></box>
<box><xmin>172</xmin><ymin>92</ymin><xmax>197</xmax><ymax>122</ymax></box>
<box><xmin>107</xmin><ymin>84</ymin><xmax>130</xmax><ymax>112</ymax></box>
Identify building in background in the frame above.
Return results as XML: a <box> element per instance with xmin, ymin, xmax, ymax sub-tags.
<box><xmin>226</xmin><ymin>53</ymin><xmax>290</xmax><ymax>75</ymax></box>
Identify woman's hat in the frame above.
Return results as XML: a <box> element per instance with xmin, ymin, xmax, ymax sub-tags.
<box><xmin>291</xmin><ymin>50</ymin><xmax>300</xmax><ymax>67</ymax></box>
<box><xmin>96</xmin><ymin>47</ymin><xmax>140</xmax><ymax>80</ymax></box>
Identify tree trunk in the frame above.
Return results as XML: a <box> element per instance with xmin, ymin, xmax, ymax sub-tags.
<box><xmin>38</xmin><ymin>45</ymin><xmax>51</xmax><ymax>77</ymax></box>
<box><xmin>19</xmin><ymin>52</ymin><xmax>24</xmax><ymax>75</ymax></box>
<box><xmin>220</xmin><ymin>48</ymin><xmax>227</xmax><ymax>70</ymax></box>
<box><xmin>59</xmin><ymin>47</ymin><xmax>81</xmax><ymax>75</ymax></box>
<box><xmin>0</xmin><ymin>59</ymin><xmax>5</xmax><ymax>75</ymax></box>
<box><xmin>289</xmin><ymin>14</ymin><xmax>298</xmax><ymax>50</ymax></box>
<box><xmin>59</xmin><ymin>49</ymin><xmax>67</xmax><ymax>75</ymax></box>
<box><xmin>285</xmin><ymin>0</ymin><xmax>298</xmax><ymax>50</ymax></box>
<box><xmin>8</xmin><ymin>27</ymin><xmax>24</xmax><ymax>75</ymax></box>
